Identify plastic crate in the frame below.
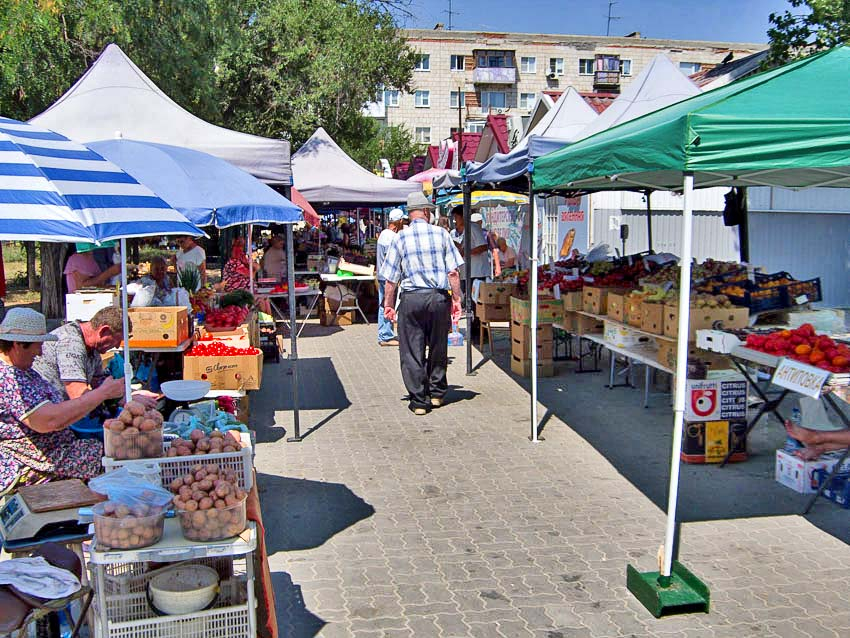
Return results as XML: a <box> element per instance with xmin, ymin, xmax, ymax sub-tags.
<box><xmin>97</xmin><ymin>557</ymin><xmax>235</xmax><ymax>597</ymax></box>
<box><xmin>714</xmin><ymin>280</ymin><xmax>784</xmax><ymax>313</ymax></box>
<box><xmin>103</xmin><ymin>446</ymin><xmax>252</xmax><ymax>491</ymax></box>
<box><xmin>780</xmin><ymin>277</ymin><xmax>822</xmax><ymax>307</ymax></box>
<box><xmin>812</xmin><ymin>469</ymin><xmax>850</xmax><ymax>508</ymax></box>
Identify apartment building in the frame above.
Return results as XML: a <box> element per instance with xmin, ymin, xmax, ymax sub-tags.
<box><xmin>365</xmin><ymin>28</ymin><xmax>766</xmax><ymax>145</ymax></box>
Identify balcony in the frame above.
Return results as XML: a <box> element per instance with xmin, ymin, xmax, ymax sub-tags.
<box><xmin>472</xmin><ymin>66</ymin><xmax>516</xmax><ymax>84</ymax></box>
<box><xmin>593</xmin><ymin>70</ymin><xmax>621</xmax><ymax>89</ymax></box>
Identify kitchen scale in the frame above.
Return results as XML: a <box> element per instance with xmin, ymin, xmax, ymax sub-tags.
<box><xmin>0</xmin><ymin>479</ymin><xmax>105</xmax><ymax>545</ymax></box>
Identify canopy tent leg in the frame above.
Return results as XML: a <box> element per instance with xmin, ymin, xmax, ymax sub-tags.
<box><xmin>626</xmin><ymin>173</ymin><xmax>709</xmax><ymax>617</ymax></box>
<box><xmin>285</xmin><ymin>224</ymin><xmax>302</xmax><ymax>442</ymax></box>
<box><xmin>248</xmin><ymin>224</ymin><xmax>254</xmax><ymax>295</ymax></box>
<box><xmin>120</xmin><ymin>238</ymin><xmax>133</xmax><ymax>404</ymax></box>
<box><xmin>528</xmin><ymin>174</ymin><xmax>540</xmax><ymax>443</ymax></box>
<box><xmin>645</xmin><ymin>190</ymin><xmax>653</xmax><ymax>253</ymax></box>
<box><xmin>463</xmin><ymin>182</ymin><xmax>475</xmax><ymax>376</ymax></box>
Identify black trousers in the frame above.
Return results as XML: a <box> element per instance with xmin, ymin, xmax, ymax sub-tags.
<box><xmin>398</xmin><ymin>289</ymin><xmax>451</xmax><ymax>410</ymax></box>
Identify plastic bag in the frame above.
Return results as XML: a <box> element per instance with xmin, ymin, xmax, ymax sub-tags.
<box><xmin>130</xmin><ymin>285</ymin><xmax>156</xmax><ymax>308</ymax></box>
<box><xmin>89</xmin><ymin>467</ymin><xmax>172</xmax><ymax>511</ymax></box>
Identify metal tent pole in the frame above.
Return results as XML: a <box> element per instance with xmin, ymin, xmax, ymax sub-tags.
<box><xmin>528</xmin><ymin>173</ymin><xmax>539</xmax><ymax>442</ymax></box>
<box><xmin>645</xmin><ymin>190</ymin><xmax>653</xmax><ymax>253</ymax></box>
<box><xmin>661</xmin><ymin>173</ymin><xmax>694</xmax><ymax>581</ymax></box>
<box><xmin>463</xmin><ymin>181</ymin><xmax>474</xmax><ymax>376</ymax></box>
<box><xmin>285</xmin><ymin>224</ymin><xmax>302</xmax><ymax>442</ymax></box>
<box><xmin>120</xmin><ymin>238</ymin><xmax>132</xmax><ymax>404</ymax></box>
<box><xmin>248</xmin><ymin>224</ymin><xmax>254</xmax><ymax>295</ymax></box>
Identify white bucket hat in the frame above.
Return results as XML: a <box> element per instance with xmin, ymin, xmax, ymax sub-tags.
<box><xmin>0</xmin><ymin>308</ymin><xmax>58</xmax><ymax>343</ymax></box>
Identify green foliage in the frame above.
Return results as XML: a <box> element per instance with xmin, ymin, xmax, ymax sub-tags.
<box><xmin>215</xmin><ymin>0</ymin><xmax>415</xmax><ymax>150</ymax></box>
<box><xmin>0</xmin><ymin>0</ymin><xmax>237</xmax><ymax>122</ymax></box>
<box><xmin>767</xmin><ymin>0</ymin><xmax>850</xmax><ymax>64</ymax></box>
<box><xmin>346</xmin><ymin>122</ymin><xmax>423</xmax><ymax>172</ymax></box>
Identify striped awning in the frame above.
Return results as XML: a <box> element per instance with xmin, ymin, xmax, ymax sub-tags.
<box><xmin>0</xmin><ymin>117</ymin><xmax>202</xmax><ymax>243</ymax></box>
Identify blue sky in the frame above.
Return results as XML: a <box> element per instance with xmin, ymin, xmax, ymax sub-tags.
<box><xmin>404</xmin><ymin>0</ymin><xmax>794</xmax><ymax>43</ymax></box>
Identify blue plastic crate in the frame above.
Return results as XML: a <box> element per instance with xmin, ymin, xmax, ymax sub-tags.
<box><xmin>812</xmin><ymin>469</ymin><xmax>850</xmax><ymax>508</ymax></box>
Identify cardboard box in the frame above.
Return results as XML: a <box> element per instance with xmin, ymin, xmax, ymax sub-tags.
<box><xmin>510</xmin><ymin>296</ymin><xmax>564</xmax><ymax>326</ymax></box>
<box><xmin>478</xmin><ymin>282</ymin><xmax>516</xmax><ymax>305</ymax></box>
<box><xmin>558</xmin><ymin>311</ymin><xmax>579</xmax><ymax>334</ymax></box>
<box><xmin>603</xmin><ymin>321</ymin><xmax>651</xmax><ymax>349</ymax></box>
<box><xmin>561</xmin><ymin>290</ymin><xmax>583</xmax><ymax>312</ymax></box>
<box><xmin>582</xmin><ymin>287</ymin><xmax>609</xmax><ymax>315</ymax></box>
<box><xmin>641</xmin><ymin>303</ymin><xmax>665</xmax><ymax>335</ymax></box>
<box><xmin>128</xmin><ymin>307</ymin><xmax>189</xmax><ymax>348</ymax></box>
<box><xmin>625</xmin><ymin>296</ymin><xmax>644</xmax><ymax>328</ymax></box>
<box><xmin>321</xmin><ymin>309</ymin><xmax>355</xmax><ymax>326</ymax></box>
<box><xmin>183</xmin><ymin>351</ymin><xmax>263</xmax><ymax>391</ymax></box>
<box><xmin>681</xmin><ymin>420</ymin><xmax>747</xmax><ymax>464</ymax></box>
<box><xmin>511</xmin><ymin>323</ymin><xmax>554</xmax><ymax>359</ymax></box>
<box><xmin>510</xmin><ymin>354</ymin><xmax>555</xmax><ymax>378</ymax></box>
<box><xmin>656</xmin><ymin>341</ymin><xmax>733</xmax><ymax>371</ymax></box>
<box><xmin>775</xmin><ymin>449</ymin><xmax>850</xmax><ymax>494</ymax></box>
<box><xmin>575</xmin><ymin>313</ymin><xmax>604</xmax><ymax>336</ymax></box>
<box><xmin>606</xmin><ymin>292</ymin><xmax>628</xmax><ymax>322</ymax></box>
<box><xmin>65</xmin><ymin>291</ymin><xmax>118</xmax><ymax>322</ymax></box>
<box><xmin>511</xmin><ymin>321</ymin><xmax>554</xmax><ymax>344</ymax></box>
<box><xmin>664</xmin><ymin>304</ymin><xmax>749</xmax><ymax>342</ymax></box>
<box><xmin>476</xmin><ymin>301</ymin><xmax>510</xmax><ymax>323</ymax></box>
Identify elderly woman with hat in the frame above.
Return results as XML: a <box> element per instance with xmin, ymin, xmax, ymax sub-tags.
<box><xmin>0</xmin><ymin>308</ymin><xmax>125</xmax><ymax>493</ymax></box>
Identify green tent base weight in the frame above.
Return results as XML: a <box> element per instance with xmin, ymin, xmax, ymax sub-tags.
<box><xmin>626</xmin><ymin>561</ymin><xmax>710</xmax><ymax>618</ymax></box>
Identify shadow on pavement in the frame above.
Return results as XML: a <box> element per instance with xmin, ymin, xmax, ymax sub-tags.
<box><xmin>491</xmin><ymin>348</ymin><xmax>850</xmax><ymax>545</ymax></box>
<box><xmin>258</xmin><ymin>472</ymin><xmax>375</xmax><ymax>553</ymax></box>
<box><xmin>251</xmin><ymin>357</ymin><xmax>351</xmax><ymax>443</ymax></box>
<box><xmin>272</xmin><ymin>572</ymin><xmax>325</xmax><ymax>638</ymax></box>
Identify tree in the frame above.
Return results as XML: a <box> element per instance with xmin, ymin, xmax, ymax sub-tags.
<box><xmin>767</xmin><ymin>0</ymin><xmax>850</xmax><ymax>64</ymax></box>
<box><xmin>215</xmin><ymin>0</ymin><xmax>416</xmax><ymax>151</ymax></box>
<box><xmin>346</xmin><ymin>122</ymin><xmax>423</xmax><ymax>172</ymax></box>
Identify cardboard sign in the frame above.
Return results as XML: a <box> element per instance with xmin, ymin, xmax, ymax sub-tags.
<box><xmin>685</xmin><ymin>379</ymin><xmax>748</xmax><ymax>422</ymax></box>
<box><xmin>772</xmin><ymin>358</ymin><xmax>830</xmax><ymax>399</ymax></box>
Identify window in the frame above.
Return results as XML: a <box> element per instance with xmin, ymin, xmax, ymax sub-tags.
<box><xmin>480</xmin><ymin>90</ymin><xmax>506</xmax><ymax>111</ymax></box>
<box><xmin>450</xmin><ymin>91</ymin><xmax>466</xmax><ymax>108</ymax></box>
<box><xmin>414</xmin><ymin>90</ymin><xmax>430</xmax><ymax>108</ymax></box>
<box><xmin>549</xmin><ymin>58</ymin><xmax>564</xmax><ymax>76</ymax></box>
<box><xmin>520</xmin><ymin>56</ymin><xmax>537</xmax><ymax>74</ymax></box>
<box><xmin>384</xmin><ymin>89</ymin><xmax>399</xmax><ymax>107</ymax></box>
<box><xmin>465</xmin><ymin>121</ymin><xmax>485</xmax><ymax>134</ymax></box>
<box><xmin>679</xmin><ymin>61</ymin><xmax>702</xmax><ymax>75</ymax></box>
<box><xmin>476</xmin><ymin>51</ymin><xmax>512</xmax><ymax>68</ymax></box>
<box><xmin>578</xmin><ymin>58</ymin><xmax>594</xmax><ymax>75</ymax></box>
<box><xmin>450</xmin><ymin>55</ymin><xmax>465</xmax><ymax>71</ymax></box>
<box><xmin>415</xmin><ymin>127</ymin><xmax>431</xmax><ymax>143</ymax></box>
<box><xmin>619</xmin><ymin>59</ymin><xmax>632</xmax><ymax>76</ymax></box>
<box><xmin>414</xmin><ymin>54</ymin><xmax>430</xmax><ymax>71</ymax></box>
<box><xmin>519</xmin><ymin>92</ymin><xmax>535</xmax><ymax>110</ymax></box>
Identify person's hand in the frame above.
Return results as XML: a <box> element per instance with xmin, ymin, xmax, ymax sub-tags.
<box><xmin>131</xmin><ymin>390</ymin><xmax>161</xmax><ymax>409</ymax></box>
<box><xmin>384</xmin><ymin>306</ymin><xmax>397</xmax><ymax>322</ymax></box>
<box><xmin>451</xmin><ymin>297</ymin><xmax>462</xmax><ymax>324</ymax></box>
<box><xmin>106</xmin><ymin>263</ymin><xmax>122</xmax><ymax>276</ymax></box>
<box><xmin>96</xmin><ymin>377</ymin><xmax>126</xmax><ymax>401</ymax></box>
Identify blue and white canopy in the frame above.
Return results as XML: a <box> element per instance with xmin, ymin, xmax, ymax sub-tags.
<box><xmin>88</xmin><ymin>139</ymin><xmax>303</xmax><ymax>229</ymax></box>
<box><xmin>0</xmin><ymin>117</ymin><xmax>202</xmax><ymax>242</ymax></box>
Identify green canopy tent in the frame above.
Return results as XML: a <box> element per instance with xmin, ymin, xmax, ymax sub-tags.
<box><xmin>532</xmin><ymin>45</ymin><xmax>850</xmax><ymax>616</ymax></box>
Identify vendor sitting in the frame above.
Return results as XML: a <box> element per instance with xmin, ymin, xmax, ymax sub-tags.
<box><xmin>0</xmin><ymin>309</ymin><xmax>125</xmax><ymax>493</ymax></box>
<box><xmin>785</xmin><ymin>388</ymin><xmax>850</xmax><ymax>460</ymax></box>
<box><xmin>139</xmin><ymin>256</ymin><xmax>173</xmax><ymax>306</ymax></box>
<box><xmin>32</xmin><ymin>306</ymin><xmax>158</xmax><ymax>409</ymax></box>
<box><xmin>260</xmin><ymin>235</ymin><xmax>286</xmax><ymax>280</ymax></box>
<box><xmin>223</xmin><ymin>237</ymin><xmax>272</xmax><ymax>314</ymax></box>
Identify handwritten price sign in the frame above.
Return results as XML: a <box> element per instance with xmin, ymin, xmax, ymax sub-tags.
<box><xmin>772</xmin><ymin>358</ymin><xmax>830</xmax><ymax>399</ymax></box>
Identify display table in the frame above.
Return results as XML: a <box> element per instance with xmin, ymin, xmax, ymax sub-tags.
<box><xmin>728</xmin><ymin>345</ymin><xmax>850</xmax><ymax>510</ymax></box>
<box><xmin>320</xmin><ymin>274</ymin><xmax>373</xmax><ymax>324</ymax></box>
<box><xmin>257</xmin><ymin>287</ymin><xmax>322</xmax><ymax>337</ymax></box>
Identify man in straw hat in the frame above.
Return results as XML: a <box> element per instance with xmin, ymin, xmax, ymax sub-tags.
<box><xmin>379</xmin><ymin>192</ymin><xmax>463</xmax><ymax>415</ymax></box>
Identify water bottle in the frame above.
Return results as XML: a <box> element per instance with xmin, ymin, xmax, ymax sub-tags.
<box><xmin>785</xmin><ymin>406</ymin><xmax>804</xmax><ymax>452</ymax></box>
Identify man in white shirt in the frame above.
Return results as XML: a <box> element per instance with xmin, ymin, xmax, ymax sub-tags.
<box><xmin>174</xmin><ymin>236</ymin><xmax>206</xmax><ymax>290</ymax></box>
<box><xmin>376</xmin><ymin>209</ymin><xmax>404</xmax><ymax>345</ymax></box>
<box><xmin>450</xmin><ymin>209</ymin><xmax>491</xmax><ymax>288</ymax></box>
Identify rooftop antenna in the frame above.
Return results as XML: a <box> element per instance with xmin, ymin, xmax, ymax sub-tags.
<box><xmin>446</xmin><ymin>0</ymin><xmax>460</xmax><ymax>30</ymax></box>
<box><xmin>606</xmin><ymin>1</ymin><xmax>621</xmax><ymax>36</ymax></box>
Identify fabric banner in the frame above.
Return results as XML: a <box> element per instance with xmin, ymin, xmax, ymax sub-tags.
<box><xmin>556</xmin><ymin>196</ymin><xmax>590</xmax><ymax>259</ymax></box>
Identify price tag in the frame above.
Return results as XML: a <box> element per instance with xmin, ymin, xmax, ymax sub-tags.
<box><xmin>772</xmin><ymin>357</ymin><xmax>830</xmax><ymax>399</ymax></box>
<box><xmin>795</xmin><ymin>294</ymin><xmax>809</xmax><ymax>305</ymax></box>
<box><xmin>553</xmin><ymin>284</ymin><xmax>561</xmax><ymax>300</ymax></box>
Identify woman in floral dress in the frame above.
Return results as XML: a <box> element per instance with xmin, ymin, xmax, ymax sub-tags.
<box><xmin>221</xmin><ymin>237</ymin><xmax>272</xmax><ymax>314</ymax></box>
<box><xmin>0</xmin><ymin>308</ymin><xmax>125</xmax><ymax>493</ymax></box>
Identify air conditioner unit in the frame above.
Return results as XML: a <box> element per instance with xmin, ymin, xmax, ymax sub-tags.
<box><xmin>546</xmin><ymin>72</ymin><xmax>558</xmax><ymax>80</ymax></box>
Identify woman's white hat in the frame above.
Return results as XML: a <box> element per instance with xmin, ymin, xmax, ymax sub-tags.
<box><xmin>0</xmin><ymin>308</ymin><xmax>58</xmax><ymax>342</ymax></box>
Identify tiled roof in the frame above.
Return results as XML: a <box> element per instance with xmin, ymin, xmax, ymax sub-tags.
<box><xmin>485</xmin><ymin>114</ymin><xmax>511</xmax><ymax>154</ymax></box>
<box><xmin>426</xmin><ymin>145</ymin><xmax>440</xmax><ymax>168</ymax></box>
<box><xmin>543</xmin><ymin>90</ymin><xmax>616</xmax><ymax>114</ymax></box>
<box><xmin>452</xmin><ymin>131</ymin><xmax>482</xmax><ymax>162</ymax></box>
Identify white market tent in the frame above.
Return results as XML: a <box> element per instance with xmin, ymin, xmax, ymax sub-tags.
<box><xmin>30</xmin><ymin>44</ymin><xmax>292</xmax><ymax>185</ymax></box>
<box><xmin>292</xmin><ymin>127</ymin><xmax>420</xmax><ymax>206</ymax></box>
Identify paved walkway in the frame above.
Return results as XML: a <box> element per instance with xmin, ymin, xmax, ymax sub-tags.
<box><xmin>252</xmin><ymin>324</ymin><xmax>850</xmax><ymax>638</ymax></box>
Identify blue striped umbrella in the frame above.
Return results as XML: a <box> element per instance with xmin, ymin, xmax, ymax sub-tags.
<box><xmin>0</xmin><ymin>117</ymin><xmax>202</xmax><ymax>242</ymax></box>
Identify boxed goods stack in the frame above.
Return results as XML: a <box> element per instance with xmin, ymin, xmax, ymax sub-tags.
<box><xmin>681</xmin><ymin>375</ymin><xmax>748</xmax><ymax>463</ymax></box>
<box><xmin>509</xmin><ymin>296</ymin><xmax>560</xmax><ymax>378</ymax></box>
<box><xmin>475</xmin><ymin>282</ymin><xmax>515</xmax><ymax>323</ymax></box>
<box><xmin>127</xmin><ymin>307</ymin><xmax>189</xmax><ymax>348</ymax></box>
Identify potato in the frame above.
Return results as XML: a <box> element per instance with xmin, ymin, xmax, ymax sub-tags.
<box><xmin>214</xmin><ymin>499</ymin><xmax>226</xmax><ymax>509</ymax></box>
<box><xmin>124</xmin><ymin>426</ymin><xmax>139</xmax><ymax>437</ymax></box>
<box><xmin>119</xmin><ymin>410</ymin><xmax>134</xmax><ymax>425</ymax></box>
<box><xmin>214</xmin><ymin>483</ymin><xmax>231</xmax><ymax>498</ymax></box>
<box><xmin>209</xmin><ymin>430</ymin><xmax>224</xmax><ymax>439</ymax></box>
<box><xmin>126</xmin><ymin>400</ymin><xmax>146</xmax><ymax>416</ymax></box>
<box><xmin>196</xmin><ymin>479</ymin><xmax>213</xmax><ymax>492</ymax></box>
<box><xmin>199</xmin><ymin>497</ymin><xmax>214</xmax><ymax>510</ymax></box>
<box><xmin>222</xmin><ymin>445</ymin><xmax>237</xmax><ymax>453</ymax></box>
<box><xmin>178</xmin><ymin>485</ymin><xmax>193</xmax><ymax>500</ymax></box>
<box><xmin>132</xmin><ymin>415</ymin><xmax>145</xmax><ymax>428</ymax></box>
<box><xmin>224</xmin><ymin>494</ymin><xmax>239</xmax><ymax>507</ymax></box>
<box><xmin>140</xmin><ymin>418</ymin><xmax>157</xmax><ymax>432</ymax></box>
<box><xmin>191</xmin><ymin>490</ymin><xmax>206</xmax><ymax>503</ymax></box>
<box><xmin>184</xmin><ymin>499</ymin><xmax>198</xmax><ymax>512</ymax></box>
<box><xmin>176</xmin><ymin>445</ymin><xmax>193</xmax><ymax>456</ymax></box>
<box><xmin>196</xmin><ymin>439</ymin><xmax>211</xmax><ymax>453</ymax></box>
<box><xmin>194</xmin><ymin>469</ymin><xmax>208</xmax><ymax>481</ymax></box>
<box><xmin>190</xmin><ymin>429</ymin><xmax>206</xmax><ymax>443</ymax></box>
<box><xmin>166</xmin><ymin>447</ymin><xmax>179</xmax><ymax>458</ymax></box>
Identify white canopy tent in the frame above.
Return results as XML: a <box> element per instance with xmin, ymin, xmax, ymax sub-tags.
<box><xmin>30</xmin><ymin>44</ymin><xmax>292</xmax><ymax>185</ymax></box>
<box><xmin>292</xmin><ymin>128</ymin><xmax>421</xmax><ymax>206</ymax></box>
